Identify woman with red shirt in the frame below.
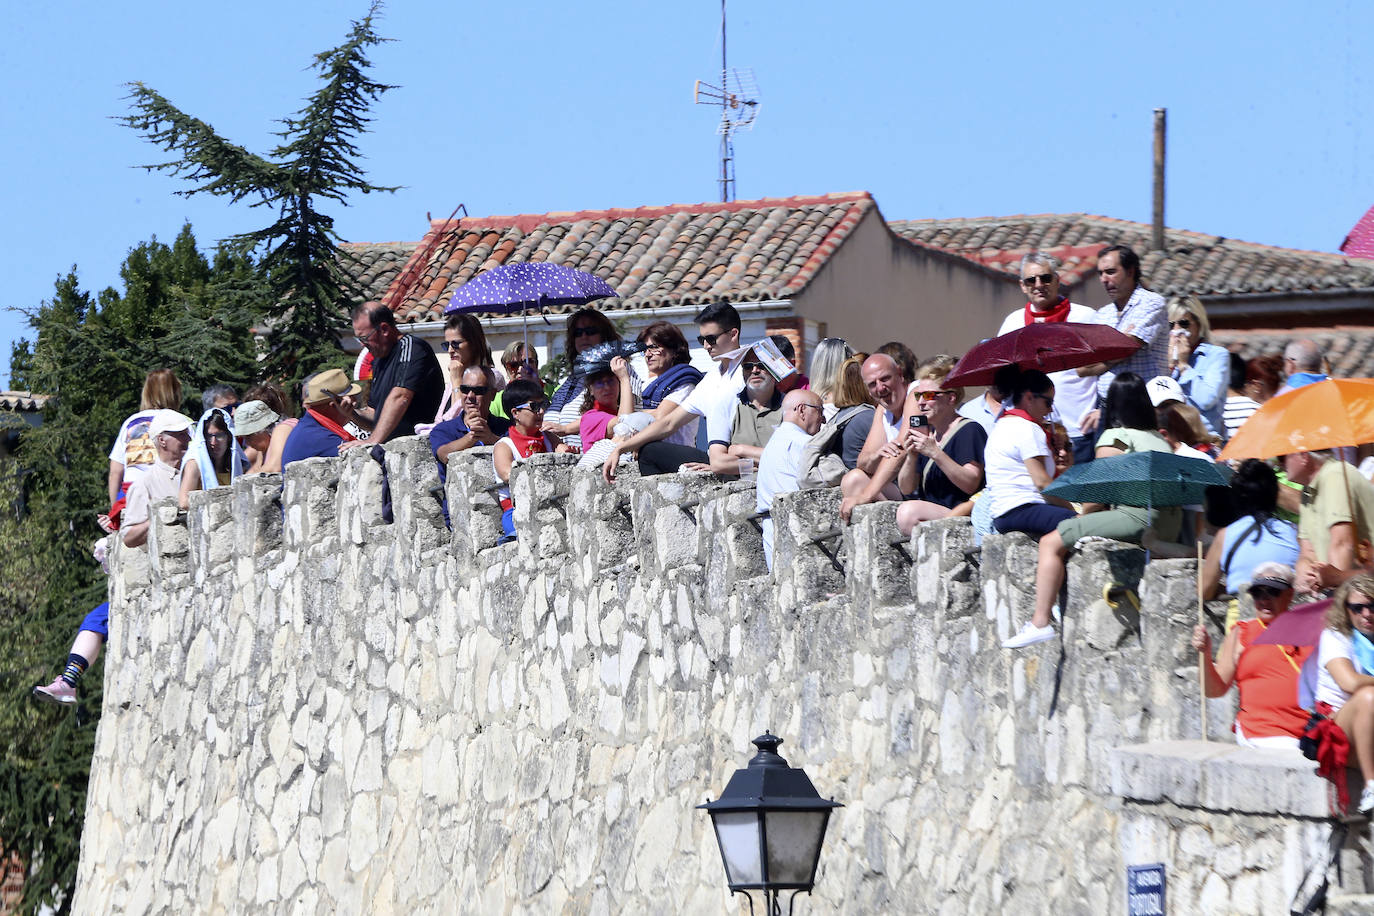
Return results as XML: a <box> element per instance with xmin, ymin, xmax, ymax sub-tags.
<box><xmin>1190</xmin><ymin>562</ymin><xmax>1311</xmax><ymax>748</ymax></box>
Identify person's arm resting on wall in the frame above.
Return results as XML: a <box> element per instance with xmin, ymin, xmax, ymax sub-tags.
<box><xmin>341</xmin><ymin>387</ymin><xmax>414</xmax><ymax>450</ymax></box>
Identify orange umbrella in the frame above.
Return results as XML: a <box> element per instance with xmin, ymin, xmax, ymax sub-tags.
<box><xmin>1219</xmin><ymin>378</ymin><xmax>1374</xmax><ymax>460</ymax></box>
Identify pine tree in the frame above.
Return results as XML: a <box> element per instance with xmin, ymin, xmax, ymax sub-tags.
<box><xmin>0</xmin><ymin>226</ymin><xmax>260</xmax><ymax>914</ymax></box>
<box><xmin>121</xmin><ymin>1</ymin><xmax>397</xmax><ymax>386</ymax></box>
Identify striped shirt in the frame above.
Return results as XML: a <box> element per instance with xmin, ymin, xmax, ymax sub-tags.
<box><xmin>1091</xmin><ymin>287</ymin><xmax>1168</xmax><ymax>398</ymax></box>
<box><xmin>1223</xmin><ymin>395</ymin><xmax>1261</xmax><ymax>440</ymax></box>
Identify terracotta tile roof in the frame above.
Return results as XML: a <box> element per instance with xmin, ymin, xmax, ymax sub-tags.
<box><xmin>0</xmin><ymin>391</ymin><xmax>50</xmax><ymax>412</ymax></box>
<box><xmin>353</xmin><ymin>193</ymin><xmax>876</xmax><ymax>324</ymax></box>
<box><xmin>338</xmin><ymin>241</ymin><xmax>420</xmax><ymax>305</ymax></box>
<box><xmin>1212</xmin><ymin>327</ymin><xmax>1374</xmax><ymax>380</ymax></box>
<box><xmin>889</xmin><ymin>213</ymin><xmax>1374</xmax><ymax>298</ymax></box>
<box><xmin>1340</xmin><ymin>205</ymin><xmax>1374</xmax><ymax>260</ymax></box>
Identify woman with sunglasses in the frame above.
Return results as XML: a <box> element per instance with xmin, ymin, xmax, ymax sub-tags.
<box><xmin>423</xmin><ymin>313</ymin><xmax>503</xmax><ymax>434</ymax></box>
<box><xmin>545</xmin><ymin>308</ymin><xmax>638</xmax><ymax>451</ymax></box>
<box><xmin>493</xmin><ymin>379</ymin><xmax>574</xmax><ymax>542</ymax></box>
<box><xmin>1190</xmin><ymin>563</ymin><xmax>1312</xmax><ymax>749</ymax></box>
<box><xmin>1166</xmin><ymin>295</ymin><xmax>1229</xmax><ymax>442</ymax></box>
<box><xmin>1315</xmin><ymin>572</ymin><xmax>1374</xmax><ymax>813</ymax></box>
<box><xmin>1004</xmin><ymin>372</ymin><xmax>1188</xmax><ymax>648</ymax></box>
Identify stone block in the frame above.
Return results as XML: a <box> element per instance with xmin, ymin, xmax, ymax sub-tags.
<box><xmin>282</xmin><ymin>457</ymin><xmax>341</xmax><ymax>551</ymax></box>
<box><xmin>1110</xmin><ymin>740</ymin><xmax>1331</xmax><ymax>817</ymax></box>
<box><xmin>512</xmin><ymin>452</ymin><xmax>579</xmax><ymax>562</ymax></box>
<box><xmin>446</xmin><ymin>446</ymin><xmax>502</xmax><ymax>560</ymax></box>
<box><xmin>699</xmin><ymin>479</ymin><xmax>766</xmax><ymax>607</ymax></box>
<box><xmin>233</xmin><ymin>473</ymin><xmax>284</xmax><ymax>557</ymax></box>
<box><xmin>627</xmin><ymin>471</ymin><xmax>720</xmax><ymax>579</ymax></box>
<box><xmin>188</xmin><ymin>487</ymin><xmax>235</xmax><ymax>581</ymax></box>
<box><xmin>567</xmin><ymin>463</ymin><xmax>637</xmax><ymax>576</ymax></box>
<box><xmin>771</xmin><ymin>487</ymin><xmax>845</xmax><ymax>609</ymax></box>
<box><xmin>382</xmin><ymin>435</ymin><xmax>448</xmax><ymax>562</ymax></box>
<box><xmin>846</xmin><ymin>501</ymin><xmax>912</xmax><ymax>618</ymax></box>
<box><xmin>911</xmin><ymin>516</ymin><xmax>978</xmax><ymax>622</ymax></box>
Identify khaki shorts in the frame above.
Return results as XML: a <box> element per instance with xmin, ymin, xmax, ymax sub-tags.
<box><xmin>1057</xmin><ymin>506</ymin><xmax>1182</xmax><ymax>550</ymax></box>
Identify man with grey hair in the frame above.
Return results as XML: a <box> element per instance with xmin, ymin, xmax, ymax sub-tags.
<box><xmin>1283</xmin><ymin>449</ymin><xmax>1374</xmax><ymax>592</ymax></box>
<box><xmin>1277</xmin><ymin>339</ymin><xmax>1328</xmax><ymax>395</ymax></box>
<box><xmin>988</xmin><ymin>252</ymin><xmax>1099</xmax><ymax>462</ymax></box>
<box><xmin>201</xmin><ymin>383</ymin><xmax>239</xmax><ymax>414</ymax></box>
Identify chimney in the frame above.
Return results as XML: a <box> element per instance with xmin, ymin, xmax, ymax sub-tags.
<box><xmin>1152</xmin><ymin>108</ymin><xmax>1166</xmax><ymax>252</ymax></box>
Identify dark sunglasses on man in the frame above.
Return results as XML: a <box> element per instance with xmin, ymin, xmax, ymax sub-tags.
<box><xmin>458</xmin><ymin>385</ymin><xmax>490</xmax><ymax>396</ymax></box>
<box><xmin>1020</xmin><ymin>273</ymin><xmax>1054</xmax><ymax>287</ymax></box>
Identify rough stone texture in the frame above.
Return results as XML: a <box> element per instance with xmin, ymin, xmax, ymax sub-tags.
<box><xmin>75</xmin><ymin>436</ymin><xmax>1372</xmax><ymax>914</ymax></box>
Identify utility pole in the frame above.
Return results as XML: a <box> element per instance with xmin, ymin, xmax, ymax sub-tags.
<box><xmin>1152</xmin><ymin>108</ymin><xmax>1167</xmax><ymax>251</ymax></box>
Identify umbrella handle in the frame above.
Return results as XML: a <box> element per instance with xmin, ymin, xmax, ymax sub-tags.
<box><xmin>1197</xmin><ymin>540</ymin><xmax>1208</xmax><ymax>740</ymax></box>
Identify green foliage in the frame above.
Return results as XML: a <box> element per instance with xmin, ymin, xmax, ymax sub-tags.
<box><xmin>0</xmin><ymin>225</ymin><xmax>260</xmax><ymax>914</ymax></box>
<box><xmin>120</xmin><ymin>2</ymin><xmax>396</xmax><ymax>387</ymax></box>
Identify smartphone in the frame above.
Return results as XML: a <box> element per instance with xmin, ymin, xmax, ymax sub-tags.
<box><xmin>910</xmin><ymin>415</ymin><xmax>929</xmax><ymax>429</ymax></box>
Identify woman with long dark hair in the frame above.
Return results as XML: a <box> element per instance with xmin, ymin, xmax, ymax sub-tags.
<box><xmin>1200</xmin><ymin>459</ymin><xmax>1300</xmax><ymax>600</ymax></box>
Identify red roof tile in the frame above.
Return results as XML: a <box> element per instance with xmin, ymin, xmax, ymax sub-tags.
<box><xmin>1212</xmin><ymin>327</ymin><xmax>1374</xmax><ymax>380</ymax></box>
<box><xmin>1341</xmin><ymin>205</ymin><xmax>1374</xmax><ymax>260</ymax></box>
<box><xmin>889</xmin><ymin>213</ymin><xmax>1374</xmax><ymax>298</ymax></box>
<box><xmin>343</xmin><ymin>193</ymin><xmax>876</xmax><ymax>323</ymax></box>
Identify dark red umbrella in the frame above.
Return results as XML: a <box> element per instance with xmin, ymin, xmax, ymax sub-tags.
<box><xmin>945</xmin><ymin>322</ymin><xmax>1140</xmax><ymax>388</ymax></box>
<box><xmin>1252</xmin><ymin>597</ymin><xmax>1333</xmax><ymax>648</ymax></box>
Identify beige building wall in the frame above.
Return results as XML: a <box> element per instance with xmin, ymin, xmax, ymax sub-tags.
<box><xmin>791</xmin><ymin>209</ymin><xmax>1028</xmax><ymax>359</ymax></box>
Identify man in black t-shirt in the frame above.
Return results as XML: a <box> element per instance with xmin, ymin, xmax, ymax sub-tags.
<box><xmin>341</xmin><ymin>302</ymin><xmax>445</xmax><ymax>448</ymax></box>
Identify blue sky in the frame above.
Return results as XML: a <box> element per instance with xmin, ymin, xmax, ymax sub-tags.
<box><xmin>3</xmin><ymin>1</ymin><xmax>1370</xmax><ymax>387</ymax></box>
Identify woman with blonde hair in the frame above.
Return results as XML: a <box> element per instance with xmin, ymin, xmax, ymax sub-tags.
<box><xmin>1314</xmin><ymin>572</ymin><xmax>1374</xmax><ymax>813</ymax></box>
<box><xmin>1166</xmin><ymin>295</ymin><xmax>1230</xmax><ymax>442</ymax></box>
<box><xmin>103</xmin><ymin>369</ymin><xmax>184</xmax><ymax>528</ymax></box>
<box><xmin>807</xmin><ymin>337</ymin><xmax>854</xmax><ymax>419</ymax></box>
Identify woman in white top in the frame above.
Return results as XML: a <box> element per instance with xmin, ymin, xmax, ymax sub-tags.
<box><xmin>1316</xmin><ymin>573</ymin><xmax>1374</xmax><ymax>814</ymax></box>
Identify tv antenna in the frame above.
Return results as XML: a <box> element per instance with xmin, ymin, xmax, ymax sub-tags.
<box><xmin>693</xmin><ymin>0</ymin><xmax>759</xmax><ymax>203</ymax></box>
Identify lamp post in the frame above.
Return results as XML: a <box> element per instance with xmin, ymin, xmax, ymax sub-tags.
<box><xmin>698</xmin><ymin>733</ymin><xmax>842</xmax><ymax>916</ymax></box>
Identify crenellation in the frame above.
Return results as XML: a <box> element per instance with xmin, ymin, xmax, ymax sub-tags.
<box><xmin>72</xmin><ymin>433</ymin><xmax>1374</xmax><ymax>914</ymax></box>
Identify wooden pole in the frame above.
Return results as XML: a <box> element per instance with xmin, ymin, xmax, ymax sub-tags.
<box><xmin>1197</xmin><ymin>540</ymin><xmax>1208</xmax><ymax>739</ymax></box>
<box><xmin>1152</xmin><ymin>108</ymin><xmax>1167</xmax><ymax>252</ymax></box>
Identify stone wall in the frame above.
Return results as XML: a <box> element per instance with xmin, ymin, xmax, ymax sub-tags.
<box><xmin>73</xmin><ymin>436</ymin><xmax>1372</xmax><ymax>914</ymax></box>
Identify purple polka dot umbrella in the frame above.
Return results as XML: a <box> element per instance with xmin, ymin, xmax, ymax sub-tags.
<box><xmin>445</xmin><ymin>263</ymin><xmax>618</xmax><ymax>316</ymax></box>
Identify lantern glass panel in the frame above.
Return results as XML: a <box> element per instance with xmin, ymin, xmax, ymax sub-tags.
<box><xmin>763</xmin><ymin>811</ymin><xmax>828</xmax><ymax>885</ymax></box>
<box><xmin>713</xmin><ymin>811</ymin><xmax>763</xmax><ymax>885</ymax></box>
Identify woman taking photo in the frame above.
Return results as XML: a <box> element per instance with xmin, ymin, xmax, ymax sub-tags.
<box><xmin>1314</xmin><ymin>572</ymin><xmax>1374</xmax><ymax>814</ymax></box>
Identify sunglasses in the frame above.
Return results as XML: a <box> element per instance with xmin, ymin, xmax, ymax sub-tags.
<box><xmin>697</xmin><ymin>332</ymin><xmax>722</xmax><ymax>347</ymax></box>
<box><xmin>458</xmin><ymin>385</ymin><xmax>490</xmax><ymax>395</ymax></box>
<box><xmin>915</xmin><ymin>389</ymin><xmax>952</xmax><ymax>401</ymax></box>
<box><xmin>1169</xmin><ymin>319</ymin><xmax>1193</xmax><ymax>329</ymax></box>
<box><xmin>1032</xmin><ymin>392</ymin><xmax>1055</xmax><ymax>408</ymax></box>
<box><xmin>742</xmin><ymin>361</ymin><xmax>768</xmax><ymax>374</ymax></box>
<box><xmin>1250</xmin><ymin>585</ymin><xmax>1287</xmax><ymax>599</ymax></box>
<box><xmin>206</xmin><ymin>432</ymin><xmax>231</xmax><ymax>442</ymax></box>
<box><xmin>1020</xmin><ymin>273</ymin><xmax>1055</xmax><ymax>286</ymax></box>
<box><xmin>442</xmin><ymin>339</ymin><xmax>468</xmax><ymax>352</ymax></box>
<box><xmin>512</xmin><ymin>401</ymin><xmax>548</xmax><ymax>413</ymax></box>
<box><xmin>1348</xmin><ymin>602</ymin><xmax>1374</xmax><ymax>615</ymax></box>
<box><xmin>572</xmin><ymin>326</ymin><xmax>600</xmax><ymax>339</ymax></box>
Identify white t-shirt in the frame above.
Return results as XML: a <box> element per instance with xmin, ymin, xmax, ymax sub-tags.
<box><xmin>997</xmin><ymin>305</ymin><xmax>1099</xmax><ymax>437</ymax></box>
<box><xmin>687</xmin><ymin>367</ymin><xmax>746</xmax><ymax>446</ymax></box>
<box><xmin>108</xmin><ymin>410</ymin><xmax>161</xmax><ymax>491</ymax></box>
<box><xmin>662</xmin><ymin>382</ymin><xmax>700</xmax><ymax>447</ymax></box>
<box><xmin>1316</xmin><ymin>629</ymin><xmax>1354</xmax><ymax>710</ymax></box>
<box><xmin>984</xmin><ymin>415</ymin><xmax>1053</xmax><ymax>518</ymax></box>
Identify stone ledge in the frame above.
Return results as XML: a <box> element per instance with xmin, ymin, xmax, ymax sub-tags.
<box><xmin>1110</xmin><ymin>739</ymin><xmax>1335</xmax><ymax>818</ymax></box>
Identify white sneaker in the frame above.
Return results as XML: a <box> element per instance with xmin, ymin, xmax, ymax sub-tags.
<box><xmin>1002</xmin><ymin>622</ymin><xmax>1055</xmax><ymax>649</ymax></box>
<box><xmin>1360</xmin><ymin>782</ymin><xmax>1374</xmax><ymax>816</ymax></box>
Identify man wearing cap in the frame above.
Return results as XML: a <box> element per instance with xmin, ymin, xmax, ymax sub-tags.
<box><xmin>121</xmin><ymin>410</ymin><xmax>194</xmax><ymax>549</ymax></box>
<box><xmin>429</xmin><ymin>366</ymin><xmax>511</xmax><ymax>485</ymax></box>
<box><xmin>1284</xmin><ymin>450</ymin><xmax>1374</xmax><ymax>592</ymax></box>
<box><xmin>1190</xmin><ymin>562</ymin><xmax>1311</xmax><ymax>749</ymax></box>
<box><xmin>281</xmin><ymin>369</ymin><xmax>363</xmax><ymax>469</ymax></box>
<box><xmin>340</xmin><ymin>302</ymin><xmax>445</xmax><ymax>448</ymax></box>
<box><xmin>1146</xmin><ymin>375</ymin><xmax>1185</xmax><ymax>410</ymax></box>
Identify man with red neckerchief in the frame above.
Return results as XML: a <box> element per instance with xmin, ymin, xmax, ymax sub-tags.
<box><xmin>994</xmin><ymin>252</ymin><xmax>1099</xmax><ymax>464</ymax></box>
<box><xmin>281</xmin><ymin>368</ymin><xmax>363</xmax><ymax>469</ymax></box>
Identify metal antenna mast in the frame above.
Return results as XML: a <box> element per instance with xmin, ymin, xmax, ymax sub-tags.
<box><xmin>693</xmin><ymin>0</ymin><xmax>759</xmax><ymax>202</ymax></box>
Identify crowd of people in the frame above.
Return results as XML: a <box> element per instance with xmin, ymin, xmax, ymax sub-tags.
<box><xmin>30</xmin><ymin>246</ymin><xmax>1374</xmax><ymax>814</ymax></box>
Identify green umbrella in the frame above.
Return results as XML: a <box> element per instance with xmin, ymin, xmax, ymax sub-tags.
<box><xmin>1043</xmin><ymin>450</ymin><xmax>1230</xmax><ymax>508</ymax></box>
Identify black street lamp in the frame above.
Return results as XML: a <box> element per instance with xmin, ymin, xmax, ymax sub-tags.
<box><xmin>698</xmin><ymin>733</ymin><xmax>843</xmax><ymax>915</ymax></box>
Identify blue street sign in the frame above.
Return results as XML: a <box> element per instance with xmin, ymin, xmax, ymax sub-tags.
<box><xmin>1126</xmin><ymin>864</ymin><xmax>1166</xmax><ymax>915</ymax></box>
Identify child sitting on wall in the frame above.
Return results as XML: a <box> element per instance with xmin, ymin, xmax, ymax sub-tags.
<box><xmin>493</xmin><ymin>379</ymin><xmax>572</xmax><ymax>543</ymax></box>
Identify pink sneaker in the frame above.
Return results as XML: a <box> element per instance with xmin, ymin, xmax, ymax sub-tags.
<box><xmin>32</xmin><ymin>677</ymin><xmax>76</xmax><ymax>706</ymax></box>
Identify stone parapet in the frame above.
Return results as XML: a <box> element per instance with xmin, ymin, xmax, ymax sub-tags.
<box><xmin>75</xmin><ymin>435</ymin><xmax>1367</xmax><ymax>914</ymax></box>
